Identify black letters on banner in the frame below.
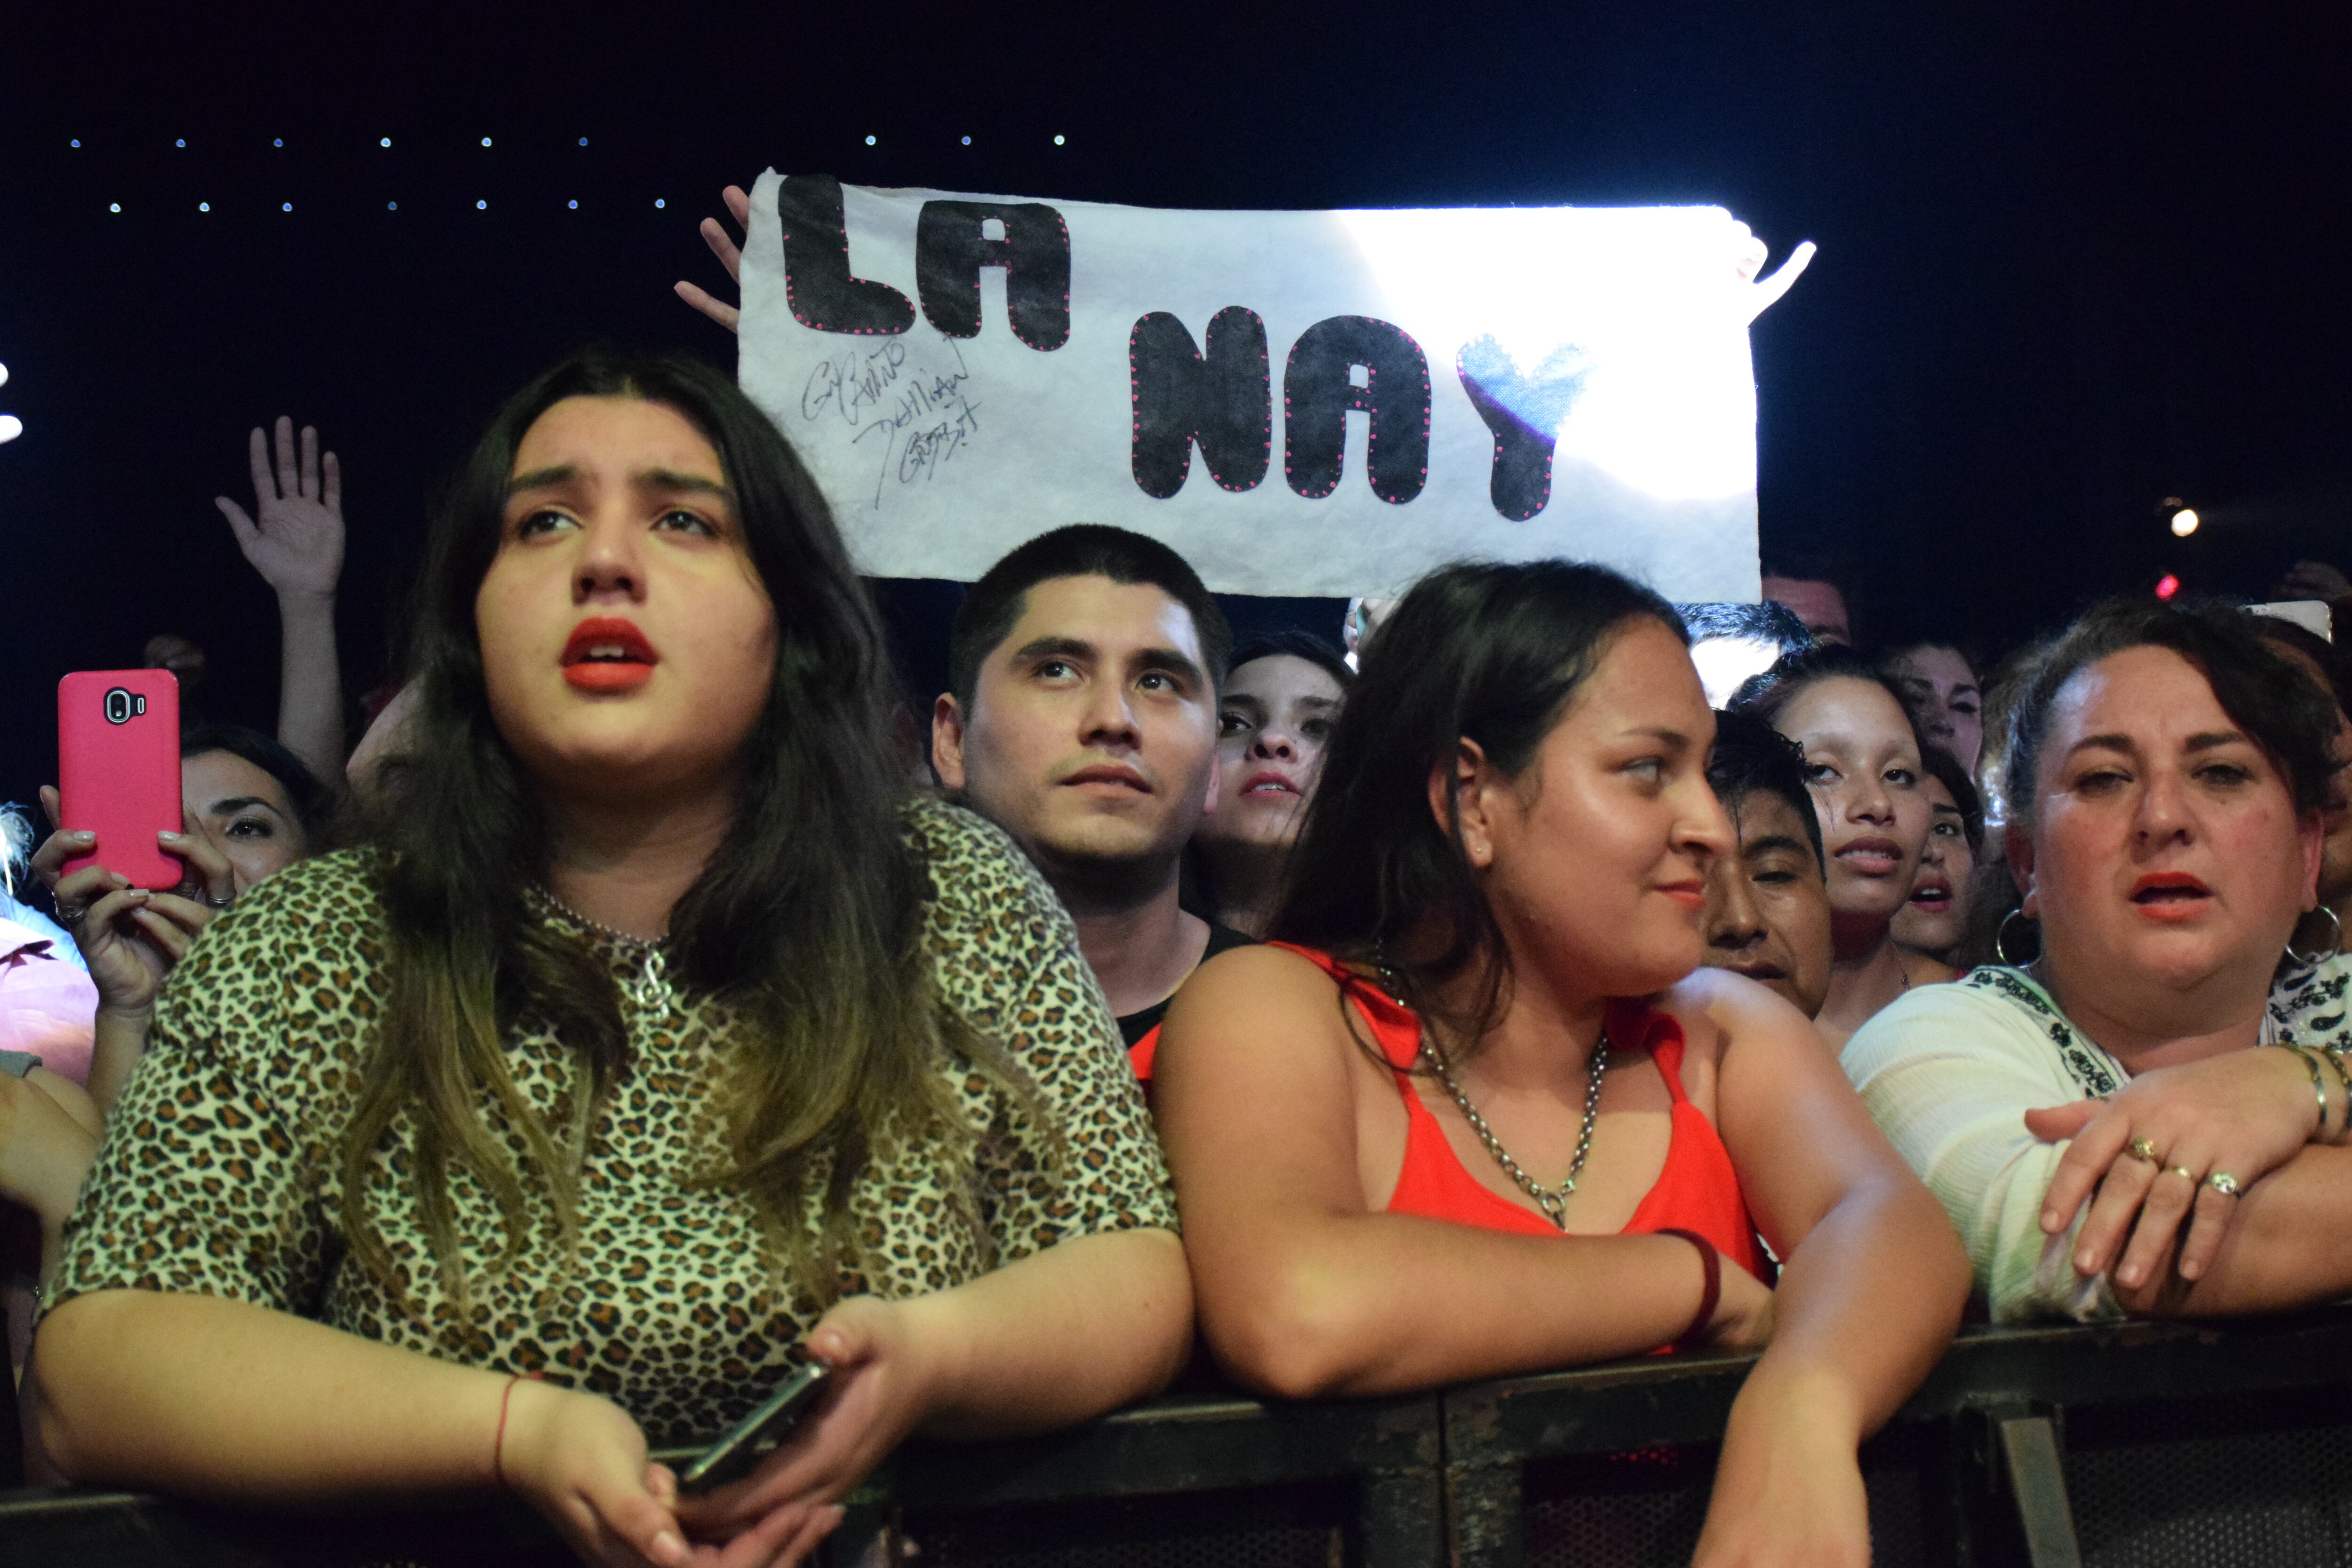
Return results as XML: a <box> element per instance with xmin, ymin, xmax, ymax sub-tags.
<box><xmin>1282</xmin><ymin>317</ymin><xmax>1431</xmax><ymax>503</ymax></box>
<box><xmin>1454</xmin><ymin>336</ymin><xmax>1595</xmax><ymax>521</ymax></box>
<box><xmin>776</xmin><ymin>174</ymin><xmax>915</xmax><ymax>335</ymax></box>
<box><xmin>915</xmin><ymin>202</ymin><xmax>1073</xmax><ymax>350</ymax></box>
<box><xmin>1127</xmin><ymin>308</ymin><xmax>1272</xmax><ymax>498</ymax></box>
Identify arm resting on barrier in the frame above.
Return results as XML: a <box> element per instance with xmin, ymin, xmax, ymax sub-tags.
<box><xmin>2115</xmin><ymin>1140</ymin><xmax>2352</xmax><ymax>1315</ymax></box>
<box><xmin>25</xmin><ymin>1289</ymin><xmax>692</xmax><ymax>1566</ymax></box>
<box><xmin>1694</xmin><ymin>968</ymin><xmax>1972</xmax><ymax>1568</ymax></box>
<box><xmin>672</xmin><ymin>1228</ymin><xmax>1192</xmax><ymax>1546</ymax></box>
<box><xmin>1155</xmin><ymin>947</ymin><xmax>1770</xmax><ymax>1401</ymax></box>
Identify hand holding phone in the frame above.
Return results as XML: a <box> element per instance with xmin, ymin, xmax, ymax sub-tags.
<box><xmin>677</xmin><ymin>1362</ymin><xmax>831</xmax><ymax>1494</ymax></box>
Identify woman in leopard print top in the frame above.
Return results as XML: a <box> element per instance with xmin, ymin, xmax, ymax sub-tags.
<box><xmin>29</xmin><ymin>354</ymin><xmax>1188</xmax><ymax>1568</ymax></box>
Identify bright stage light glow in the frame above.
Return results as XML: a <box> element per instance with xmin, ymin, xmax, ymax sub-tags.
<box><xmin>281</xmin><ymin>202</ymin><xmax>292</xmax><ymax>212</ymax></box>
<box><xmin>380</xmin><ymin>137</ymin><xmax>391</xmax><ymax>148</ymax></box>
<box><xmin>0</xmin><ymin>416</ymin><xmax>21</xmax><ymax>446</ymax></box>
<box><xmin>961</xmin><ymin>135</ymin><xmax>972</xmax><ymax>145</ymax></box>
<box><xmin>476</xmin><ymin>199</ymin><xmax>487</xmax><ymax>209</ymax></box>
<box><xmin>1054</xmin><ymin>135</ymin><xmax>1065</xmax><ymax>145</ymax></box>
<box><xmin>654</xmin><ymin>198</ymin><xmax>666</xmax><ymax>208</ymax></box>
<box><xmin>1</xmin><ymin>363</ymin><xmax>9</xmax><ymax>388</ymax></box>
<box><xmin>198</xmin><ymin>201</ymin><xmax>210</xmax><ymax>212</ymax></box>
<box><xmin>568</xmin><ymin>199</ymin><xmax>578</xmax><ymax>209</ymax></box>
<box><xmin>865</xmin><ymin>135</ymin><xmax>876</xmax><ymax>145</ymax></box>
<box><xmin>175</xmin><ymin>138</ymin><xmax>185</xmax><ymax>148</ymax></box>
<box><xmin>578</xmin><ymin>137</ymin><xmax>588</xmax><ymax>147</ymax></box>
<box><xmin>273</xmin><ymin>138</ymin><xmax>283</xmax><ymax>147</ymax></box>
<box><xmin>2156</xmin><ymin>574</ymin><xmax>2181</xmax><ymax>599</ymax></box>
<box><xmin>69</xmin><ymin>139</ymin><xmax>79</xmax><ymax>148</ymax></box>
<box><xmin>388</xmin><ymin>201</ymin><xmax>398</xmax><ymax>210</ymax></box>
<box><xmin>108</xmin><ymin>203</ymin><xmax>120</xmax><ymax>213</ymax></box>
<box><xmin>2169</xmin><ymin>507</ymin><xmax>2200</xmax><ymax>537</ymax></box>
<box><xmin>480</xmin><ymin>137</ymin><xmax>493</xmax><ymax>147</ymax></box>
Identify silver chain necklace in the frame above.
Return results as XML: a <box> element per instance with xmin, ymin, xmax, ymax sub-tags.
<box><xmin>531</xmin><ymin>885</ymin><xmax>675</xmax><ymax>1012</ymax></box>
<box><xmin>1379</xmin><ymin>961</ymin><xmax>1609</xmax><ymax>1230</ymax></box>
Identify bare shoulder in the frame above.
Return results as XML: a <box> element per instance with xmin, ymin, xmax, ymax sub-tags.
<box><xmin>1656</xmin><ymin>966</ymin><xmax>1823</xmax><ymax>1065</ymax></box>
<box><xmin>1170</xmin><ymin>943</ymin><xmax>1351</xmax><ymax>1034</ymax></box>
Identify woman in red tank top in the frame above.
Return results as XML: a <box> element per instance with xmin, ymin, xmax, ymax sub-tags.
<box><xmin>1156</xmin><ymin>562</ymin><xmax>1967</xmax><ymax>1568</ymax></box>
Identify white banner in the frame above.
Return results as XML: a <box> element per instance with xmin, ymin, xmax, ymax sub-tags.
<box><xmin>737</xmin><ymin>169</ymin><xmax>1808</xmax><ymax>599</ymax></box>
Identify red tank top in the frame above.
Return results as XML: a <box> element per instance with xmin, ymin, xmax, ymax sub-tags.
<box><xmin>1269</xmin><ymin>943</ymin><xmax>1770</xmax><ymax>1282</ymax></box>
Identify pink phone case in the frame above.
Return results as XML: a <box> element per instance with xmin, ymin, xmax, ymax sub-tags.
<box><xmin>58</xmin><ymin>670</ymin><xmax>183</xmax><ymax>891</ymax></box>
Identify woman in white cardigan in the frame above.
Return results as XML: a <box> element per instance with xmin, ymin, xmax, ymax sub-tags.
<box><xmin>1844</xmin><ymin>597</ymin><xmax>2352</xmax><ymax>1321</ymax></box>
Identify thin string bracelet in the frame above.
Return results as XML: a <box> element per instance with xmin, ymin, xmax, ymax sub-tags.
<box><xmin>493</xmin><ymin>1370</ymin><xmax>547</xmax><ymax>1490</ymax></box>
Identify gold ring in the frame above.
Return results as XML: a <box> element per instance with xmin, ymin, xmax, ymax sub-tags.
<box><xmin>2167</xmin><ymin>1165</ymin><xmax>2198</xmax><ymax>1183</ymax></box>
<box><xmin>2206</xmin><ymin>1170</ymin><xmax>2241</xmax><ymax>1196</ymax></box>
<box><xmin>2128</xmin><ymin>1137</ymin><xmax>2162</xmax><ymax>1164</ymax></box>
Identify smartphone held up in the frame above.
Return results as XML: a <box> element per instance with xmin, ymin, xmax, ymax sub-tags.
<box><xmin>57</xmin><ymin>669</ymin><xmax>183</xmax><ymax>891</ymax></box>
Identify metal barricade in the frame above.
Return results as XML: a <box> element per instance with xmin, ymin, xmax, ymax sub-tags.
<box><xmin>8</xmin><ymin>1313</ymin><xmax>2352</xmax><ymax>1566</ymax></box>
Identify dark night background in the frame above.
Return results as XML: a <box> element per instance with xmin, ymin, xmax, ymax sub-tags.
<box><xmin>3</xmin><ymin>3</ymin><xmax>2349</xmax><ymax>812</ymax></box>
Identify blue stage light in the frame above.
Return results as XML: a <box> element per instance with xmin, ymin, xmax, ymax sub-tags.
<box><xmin>568</xmin><ymin>199</ymin><xmax>579</xmax><ymax>209</ymax></box>
<box><xmin>199</xmin><ymin>201</ymin><xmax>210</xmax><ymax>212</ymax></box>
<box><xmin>476</xmin><ymin>199</ymin><xmax>487</xmax><ymax>209</ymax></box>
<box><xmin>481</xmin><ymin>136</ymin><xmax>493</xmax><ymax>147</ymax></box>
<box><xmin>281</xmin><ymin>202</ymin><xmax>292</xmax><ymax>212</ymax></box>
<box><xmin>175</xmin><ymin>138</ymin><xmax>186</xmax><ymax>148</ymax></box>
<box><xmin>655</xmin><ymin>198</ymin><xmax>667</xmax><ymax>208</ymax></box>
<box><xmin>109</xmin><ymin>202</ymin><xmax>120</xmax><ymax>213</ymax></box>
<box><xmin>380</xmin><ymin>137</ymin><xmax>391</xmax><ymax>148</ymax></box>
<box><xmin>865</xmin><ymin>135</ymin><xmax>876</xmax><ymax>145</ymax></box>
<box><xmin>1055</xmin><ymin>135</ymin><xmax>1065</xmax><ymax>145</ymax></box>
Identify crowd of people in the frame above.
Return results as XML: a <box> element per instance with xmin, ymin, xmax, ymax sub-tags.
<box><xmin>5</xmin><ymin>314</ymin><xmax>2352</xmax><ymax>1566</ymax></box>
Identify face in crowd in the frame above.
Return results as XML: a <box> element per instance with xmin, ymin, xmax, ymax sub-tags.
<box><xmin>1462</xmin><ymin>619</ymin><xmax>1734</xmax><ymax>998</ymax></box>
<box><xmin>1702</xmin><ymin>788</ymin><xmax>1834</xmax><ymax>1018</ymax></box>
<box><xmin>476</xmin><ymin>395</ymin><xmax>778</xmax><ymax>804</ymax></box>
<box><xmin>1196</xmin><ymin>653</ymin><xmax>1344</xmax><ymax>859</ymax></box>
<box><xmin>1884</xmin><ymin>644</ymin><xmax>1984</xmax><ymax>776</ymax></box>
<box><xmin>1770</xmin><ymin>677</ymin><xmax>1932</xmax><ymax>937</ymax></box>
<box><xmin>1891</xmin><ymin>773</ymin><xmax>1976</xmax><ymax>961</ymax></box>
<box><xmin>933</xmin><ymin>574</ymin><xmax>1220</xmax><ymax>889</ymax></box>
<box><xmin>2264</xmin><ymin>639</ymin><xmax>2352</xmax><ymax>912</ymax></box>
<box><xmin>1760</xmin><ymin>575</ymin><xmax>1851</xmax><ymax>646</ymax></box>
<box><xmin>182</xmin><ymin>750</ymin><xmax>308</xmax><ymax>896</ymax></box>
<box><xmin>2015</xmin><ymin>645</ymin><xmax>2318</xmax><ymax>1003</ymax></box>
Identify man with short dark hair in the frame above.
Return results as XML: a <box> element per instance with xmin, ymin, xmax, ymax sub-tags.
<box><xmin>1759</xmin><ymin>548</ymin><xmax>1855</xmax><ymax>646</ymax></box>
<box><xmin>933</xmin><ymin>525</ymin><xmax>1251</xmax><ymax>1076</ymax></box>
<box><xmin>1677</xmin><ymin>600</ymin><xmax>1815</xmax><ymax>708</ymax></box>
<box><xmin>1700</xmin><ymin>708</ymin><xmax>1835</xmax><ymax>1020</ymax></box>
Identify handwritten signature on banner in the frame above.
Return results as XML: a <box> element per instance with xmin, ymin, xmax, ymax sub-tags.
<box><xmin>800</xmin><ymin>339</ymin><xmax>984</xmax><ymax>507</ymax></box>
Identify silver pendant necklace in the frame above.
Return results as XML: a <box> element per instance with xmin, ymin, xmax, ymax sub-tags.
<box><xmin>1379</xmin><ymin>960</ymin><xmax>1609</xmax><ymax>1230</ymax></box>
<box><xmin>532</xmin><ymin>885</ymin><xmax>675</xmax><ymax>1012</ymax></box>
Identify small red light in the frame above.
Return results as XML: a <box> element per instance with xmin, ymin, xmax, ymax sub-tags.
<box><xmin>2155</xmin><ymin>574</ymin><xmax>2181</xmax><ymax>600</ymax></box>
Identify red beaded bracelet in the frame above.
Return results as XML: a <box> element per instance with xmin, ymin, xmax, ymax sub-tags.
<box><xmin>1658</xmin><ymin>1228</ymin><xmax>1721</xmax><ymax>1353</ymax></box>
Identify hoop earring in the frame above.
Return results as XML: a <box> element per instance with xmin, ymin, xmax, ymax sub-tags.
<box><xmin>1995</xmin><ymin>907</ymin><xmax>2041</xmax><ymax>967</ymax></box>
<box><xmin>2286</xmin><ymin>906</ymin><xmax>2345</xmax><ymax>970</ymax></box>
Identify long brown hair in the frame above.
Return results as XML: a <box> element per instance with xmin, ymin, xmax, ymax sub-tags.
<box><xmin>1269</xmin><ymin>560</ymin><xmax>1685</xmax><ymax>1060</ymax></box>
<box><xmin>349</xmin><ymin>350</ymin><xmax>1006</xmax><ymax>1309</ymax></box>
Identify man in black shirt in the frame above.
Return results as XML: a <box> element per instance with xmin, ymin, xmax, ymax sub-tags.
<box><xmin>932</xmin><ymin>526</ymin><xmax>1252</xmax><ymax>1076</ymax></box>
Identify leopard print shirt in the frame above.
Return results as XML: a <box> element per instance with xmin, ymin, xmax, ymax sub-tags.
<box><xmin>45</xmin><ymin>798</ymin><xmax>1174</xmax><ymax>1445</ymax></box>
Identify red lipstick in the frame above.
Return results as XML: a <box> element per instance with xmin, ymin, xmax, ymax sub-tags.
<box><xmin>561</xmin><ymin>618</ymin><xmax>659</xmax><ymax>693</ymax></box>
<box><xmin>2129</xmin><ymin>871</ymin><xmax>2213</xmax><ymax>923</ymax></box>
<box><xmin>1658</xmin><ymin>879</ymin><xmax>1707</xmax><ymax>910</ymax></box>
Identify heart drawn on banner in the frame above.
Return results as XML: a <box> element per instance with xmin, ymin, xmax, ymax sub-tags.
<box><xmin>1454</xmin><ymin>336</ymin><xmax>1595</xmax><ymax>521</ymax></box>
